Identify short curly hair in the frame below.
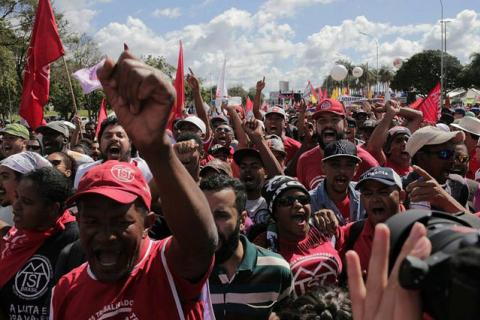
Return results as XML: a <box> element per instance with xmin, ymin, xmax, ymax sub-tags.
<box><xmin>276</xmin><ymin>286</ymin><xmax>352</xmax><ymax>320</ymax></box>
<box><xmin>22</xmin><ymin>167</ymin><xmax>73</xmax><ymax>213</ymax></box>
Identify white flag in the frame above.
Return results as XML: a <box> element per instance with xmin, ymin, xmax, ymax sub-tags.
<box><xmin>214</xmin><ymin>57</ymin><xmax>228</xmax><ymax>113</ymax></box>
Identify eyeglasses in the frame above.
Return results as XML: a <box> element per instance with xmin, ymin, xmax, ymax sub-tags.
<box><xmin>276</xmin><ymin>194</ymin><xmax>310</xmax><ymax>207</ymax></box>
<box><xmin>421</xmin><ymin>149</ymin><xmax>454</xmax><ymax>160</ymax></box>
<box><xmin>455</xmin><ymin>154</ymin><xmax>470</xmax><ymax>164</ymax></box>
<box><xmin>215</xmin><ymin>127</ymin><xmax>232</xmax><ymax>133</ymax></box>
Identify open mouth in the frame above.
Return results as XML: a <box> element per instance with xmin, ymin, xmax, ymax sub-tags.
<box><xmin>3</xmin><ymin>145</ymin><xmax>11</xmax><ymax>152</ymax></box>
<box><xmin>334</xmin><ymin>176</ymin><xmax>349</xmax><ymax>186</ymax></box>
<box><xmin>0</xmin><ymin>188</ymin><xmax>6</xmax><ymax>196</ymax></box>
<box><xmin>291</xmin><ymin>212</ymin><xmax>307</xmax><ymax>226</ymax></box>
<box><xmin>400</xmin><ymin>151</ymin><xmax>410</xmax><ymax>159</ymax></box>
<box><xmin>94</xmin><ymin>249</ymin><xmax>121</xmax><ymax>268</ymax></box>
<box><xmin>107</xmin><ymin>145</ymin><xmax>121</xmax><ymax>157</ymax></box>
<box><xmin>322</xmin><ymin>130</ymin><xmax>337</xmax><ymax>141</ymax></box>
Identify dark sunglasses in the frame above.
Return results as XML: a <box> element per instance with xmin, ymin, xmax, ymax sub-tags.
<box><xmin>422</xmin><ymin>149</ymin><xmax>454</xmax><ymax>160</ymax></box>
<box><xmin>27</xmin><ymin>145</ymin><xmax>41</xmax><ymax>151</ymax></box>
<box><xmin>276</xmin><ymin>194</ymin><xmax>310</xmax><ymax>207</ymax></box>
<box><xmin>455</xmin><ymin>154</ymin><xmax>470</xmax><ymax>164</ymax></box>
<box><xmin>49</xmin><ymin>159</ymin><xmax>62</xmax><ymax>166</ymax></box>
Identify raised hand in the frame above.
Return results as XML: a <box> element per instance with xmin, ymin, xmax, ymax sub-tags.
<box><xmin>346</xmin><ymin>222</ymin><xmax>431</xmax><ymax>320</ymax></box>
<box><xmin>385</xmin><ymin>101</ymin><xmax>401</xmax><ymax>118</ymax></box>
<box><xmin>256</xmin><ymin>77</ymin><xmax>266</xmax><ymax>92</ymax></box>
<box><xmin>186</xmin><ymin>68</ymin><xmax>200</xmax><ymax>92</ymax></box>
<box><xmin>173</xmin><ymin>139</ymin><xmax>200</xmax><ymax>163</ymax></box>
<box><xmin>97</xmin><ymin>50</ymin><xmax>176</xmax><ymax>152</ymax></box>
<box><xmin>243</xmin><ymin>118</ymin><xmax>264</xmax><ymax>143</ymax></box>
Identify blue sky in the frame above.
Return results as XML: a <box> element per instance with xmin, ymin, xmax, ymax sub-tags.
<box><xmin>55</xmin><ymin>0</ymin><xmax>480</xmax><ymax>92</ymax></box>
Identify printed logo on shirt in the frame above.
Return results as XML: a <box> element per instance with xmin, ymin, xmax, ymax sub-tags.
<box><xmin>290</xmin><ymin>253</ymin><xmax>340</xmax><ymax>295</ymax></box>
<box><xmin>13</xmin><ymin>255</ymin><xmax>52</xmax><ymax>300</ymax></box>
<box><xmin>88</xmin><ymin>300</ymin><xmax>138</xmax><ymax>320</ymax></box>
<box><xmin>111</xmin><ymin>165</ymin><xmax>135</xmax><ymax>183</ymax></box>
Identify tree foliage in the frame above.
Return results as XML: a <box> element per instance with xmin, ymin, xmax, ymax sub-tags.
<box><xmin>391</xmin><ymin>50</ymin><xmax>463</xmax><ymax>95</ymax></box>
<box><xmin>459</xmin><ymin>53</ymin><xmax>480</xmax><ymax>89</ymax></box>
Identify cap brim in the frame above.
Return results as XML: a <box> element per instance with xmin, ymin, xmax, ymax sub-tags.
<box><xmin>355</xmin><ymin>177</ymin><xmax>398</xmax><ymax>190</ymax></box>
<box><xmin>450</xmin><ymin>123</ymin><xmax>479</xmax><ymax>136</ymax></box>
<box><xmin>66</xmin><ymin>187</ymin><xmax>138</xmax><ymax>207</ymax></box>
<box><xmin>265</xmin><ymin>111</ymin><xmax>286</xmax><ymax>118</ymax></box>
<box><xmin>312</xmin><ymin>111</ymin><xmax>345</xmax><ymax>119</ymax></box>
<box><xmin>322</xmin><ymin>154</ymin><xmax>362</xmax><ymax>163</ymax></box>
<box><xmin>233</xmin><ymin>149</ymin><xmax>261</xmax><ymax>165</ymax></box>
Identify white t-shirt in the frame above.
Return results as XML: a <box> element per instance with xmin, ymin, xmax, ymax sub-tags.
<box><xmin>245</xmin><ymin>197</ymin><xmax>270</xmax><ymax>225</ymax></box>
<box><xmin>74</xmin><ymin>157</ymin><xmax>153</xmax><ymax>190</ymax></box>
<box><xmin>0</xmin><ymin>206</ymin><xmax>13</xmax><ymax>225</ymax></box>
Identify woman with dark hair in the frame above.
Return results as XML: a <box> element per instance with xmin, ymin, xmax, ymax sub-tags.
<box><xmin>253</xmin><ymin>175</ymin><xmax>342</xmax><ymax>295</ymax></box>
<box><xmin>0</xmin><ymin>167</ymin><xmax>78</xmax><ymax>318</ymax></box>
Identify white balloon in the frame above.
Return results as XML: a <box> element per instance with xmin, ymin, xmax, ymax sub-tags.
<box><xmin>330</xmin><ymin>64</ymin><xmax>348</xmax><ymax>81</ymax></box>
<box><xmin>352</xmin><ymin>66</ymin><xmax>363</xmax><ymax>78</ymax></box>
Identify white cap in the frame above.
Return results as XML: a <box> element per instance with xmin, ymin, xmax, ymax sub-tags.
<box><xmin>1</xmin><ymin>151</ymin><xmax>52</xmax><ymax>175</ymax></box>
<box><xmin>177</xmin><ymin>116</ymin><xmax>206</xmax><ymax>134</ymax></box>
<box><xmin>406</xmin><ymin>126</ymin><xmax>465</xmax><ymax>157</ymax></box>
<box><xmin>436</xmin><ymin>123</ymin><xmax>450</xmax><ymax>132</ymax></box>
<box><xmin>450</xmin><ymin>116</ymin><xmax>480</xmax><ymax>136</ymax></box>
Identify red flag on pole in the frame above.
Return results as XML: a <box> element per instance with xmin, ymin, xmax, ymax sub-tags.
<box><xmin>19</xmin><ymin>0</ymin><xmax>64</xmax><ymax>130</ymax></box>
<box><xmin>323</xmin><ymin>88</ymin><xmax>328</xmax><ymax>100</ymax></box>
<box><xmin>412</xmin><ymin>83</ymin><xmax>441</xmax><ymax>124</ymax></box>
<box><xmin>169</xmin><ymin>40</ymin><xmax>184</xmax><ymax>129</ymax></box>
<box><xmin>318</xmin><ymin>87</ymin><xmax>323</xmax><ymax>100</ymax></box>
<box><xmin>95</xmin><ymin>98</ymin><xmax>108</xmax><ymax>138</ymax></box>
<box><xmin>245</xmin><ymin>97</ymin><xmax>253</xmax><ymax>113</ymax></box>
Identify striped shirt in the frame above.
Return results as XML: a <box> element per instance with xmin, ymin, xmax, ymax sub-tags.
<box><xmin>209</xmin><ymin>235</ymin><xmax>293</xmax><ymax>320</ymax></box>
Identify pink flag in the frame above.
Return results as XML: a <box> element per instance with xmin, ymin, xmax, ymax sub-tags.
<box><xmin>318</xmin><ymin>87</ymin><xmax>323</xmax><ymax>100</ymax></box>
<box><xmin>73</xmin><ymin>59</ymin><xmax>105</xmax><ymax>94</ymax></box>
<box><xmin>323</xmin><ymin>88</ymin><xmax>328</xmax><ymax>100</ymax></box>
<box><xmin>413</xmin><ymin>83</ymin><xmax>440</xmax><ymax>124</ymax></box>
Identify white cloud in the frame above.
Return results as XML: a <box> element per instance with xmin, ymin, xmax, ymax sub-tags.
<box><xmin>152</xmin><ymin>7</ymin><xmax>181</xmax><ymax>18</ymax></box>
<box><xmin>91</xmin><ymin>8</ymin><xmax>480</xmax><ymax>94</ymax></box>
<box><xmin>54</xmin><ymin>0</ymin><xmax>112</xmax><ymax>33</ymax></box>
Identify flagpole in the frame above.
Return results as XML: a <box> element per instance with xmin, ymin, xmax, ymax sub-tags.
<box><xmin>62</xmin><ymin>56</ymin><xmax>78</xmax><ymax>114</ymax></box>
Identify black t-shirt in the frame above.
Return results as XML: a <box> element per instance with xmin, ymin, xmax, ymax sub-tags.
<box><xmin>0</xmin><ymin>222</ymin><xmax>78</xmax><ymax>320</ymax></box>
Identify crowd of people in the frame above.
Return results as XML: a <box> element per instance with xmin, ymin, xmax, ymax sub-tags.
<box><xmin>0</xmin><ymin>49</ymin><xmax>478</xmax><ymax>320</ymax></box>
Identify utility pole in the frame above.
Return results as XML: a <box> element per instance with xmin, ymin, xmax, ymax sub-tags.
<box><xmin>440</xmin><ymin>0</ymin><xmax>444</xmax><ymax>108</ymax></box>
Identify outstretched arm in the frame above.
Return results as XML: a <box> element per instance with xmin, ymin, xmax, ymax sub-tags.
<box><xmin>97</xmin><ymin>50</ymin><xmax>217</xmax><ymax>281</ymax></box>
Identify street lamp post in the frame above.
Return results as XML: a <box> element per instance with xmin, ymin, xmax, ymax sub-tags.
<box><xmin>359</xmin><ymin>32</ymin><xmax>379</xmax><ymax>94</ymax></box>
<box><xmin>440</xmin><ymin>0</ymin><xmax>444</xmax><ymax>108</ymax></box>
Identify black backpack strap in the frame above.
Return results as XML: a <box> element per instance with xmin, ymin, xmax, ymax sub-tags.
<box><xmin>344</xmin><ymin>219</ymin><xmax>365</xmax><ymax>253</ymax></box>
<box><xmin>338</xmin><ymin>220</ymin><xmax>365</xmax><ymax>285</ymax></box>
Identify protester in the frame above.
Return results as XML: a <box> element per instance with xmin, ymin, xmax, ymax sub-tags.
<box><xmin>0</xmin><ymin>167</ymin><xmax>77</xmax><ymax>319</ymax></box>
<box><xmin>50</xmin><ymin>49</ymin><xmax>218</xmax><ymax>320</ymax></box>
<box><xmin>175</xmin><ymin>133</ymin><xmax>204</xmax><ymax>183</ymax></box>
<box><xmin>0</xmin><ymin>152</ymin><xmax>52</xmax><ymax>226</ymax></box>
<box><xmin>404</xmin><ymin>126</ymin><xmax>469</xmax><ymax>212</ymax></box>
<box><xmin>450</xmin><ymin>116</ymin><xmax>480</xmax><ymax>179</ymax></box>
<box><xmin>0</xmin><ymin>123</ymin><xmax>29</xmax><ymax>157</ymax></box>
<box><xmin>36</xmin><ymin>121</ymin><xmax>93</xmax><ymax>166</ymax></box>
<box><xmin>296</xmin><ymin>99</ymin><xmax>379</xmax><ymax>190</ymax></box>
<box><xmin>310</xmin><ymin>140</ymin><xmax>365</xmax><ymax>225</ymax></box>
<box><xmin>83</xmin><ymin>121</ymin><xmax>96</xmax><ymax>141</ymax></box>
<box><xmin>47</xmin><ymin>151</ymin><xmax>77</xmax><ymax>184</ymax></box>
<box><xmin>26</xmin><ymin>136</ymin><xmax>44</xmax><ymax>155</ymax></box>
<box><xmin>200</xmin><ymin>175</ymin><xmax>293</xmax><ymax>319</ymax></box>
<box><xmin>254</xmin><ymin>175</ymin><xmax>342</xmax><ymax>295</ymax></box>
<box><xmin>199</xmin><ymin>158</ymin><xmax>233</xmax><ymax>179</ymax></box>
<box><xmin>73</xmin><ymin>116</ymin><xmax>152</xmax><ymax>189</ymax></box>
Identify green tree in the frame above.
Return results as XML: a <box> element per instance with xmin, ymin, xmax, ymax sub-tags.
<box><xmin>391</xmin><ymin>50</ymin><xmax>463</xmax><ymax>95</ymax></box>
<box><xmin>228</xmin><ymin>85</ymin><xmax>248</xmax><ymax>104</ymax></box>
<box><xmin>458</xmin><ymin>52</ymin><xmax>480</xmax><ymax>89</ymax></box>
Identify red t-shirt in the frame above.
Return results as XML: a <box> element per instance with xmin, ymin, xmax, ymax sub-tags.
<box><xmin>254</xmin><ymin>227</ymin><xmax>342</xmax><ymax>295</ymax></box>
<box><xmin>283</xmin><ymin>136</ymin><xmax>301</xmax><ymax>164</ymax></box>
<box><xmin>335</xmin><ymin>195</ymin><xmax>351</xmax><ymax>224</ymax></box>
<box><xmin>51</xmin><ymin>237</ymin><xmax>211</xmax><ymax>320</ymax></box>
<box><xmin>296</xmin><ymin>145</ymin><xmax>380</xmax><ymax>190</ymax></box>
<box><xmin>467</xmin><ymin>150</ymin><xmax>479</xmax><ymax>180</ymax></box>
<box><xmin>385</xmin><ymin>159</ymin><xmax>413</xmax><ymax>177</ymax></box>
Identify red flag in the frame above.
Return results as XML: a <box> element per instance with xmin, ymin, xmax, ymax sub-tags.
<box><xmin>19</xmin><ymin>0</ymin><xmax>64</xmax><ymax>129</ymax></box>
<box><xmin>245</xmin><ymin>97</ymin><xmax>253</xmax><ymax>113</ymax></box>
<box><xmin>318</xmin><ymin>87</ymin><xmax>323</xmax><ymax>100</ymax></box>
<box><xmin>413</xmin><ymin>83</ymin><xmax>440</xmax><ymax>124</ymax></box>
<box><xmin>170</xmin><ymin>40</ymin><xmax>184</xmax><ymax>128</ymax></box>
<box><xmin>323</xmin><ymin>88</ymin><xmax>328</xmax><ymax>100</ymax></box>
<box><xmin>95</xmin><ymin>98</ymin><xmax>108</xmax><ymax>138</ymax></box>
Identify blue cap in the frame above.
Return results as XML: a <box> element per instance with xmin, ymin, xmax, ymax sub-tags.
<box><xmin>355</xmin><ymin>167</ymin><xmax>403</xmax><ymax>190</ymax></box>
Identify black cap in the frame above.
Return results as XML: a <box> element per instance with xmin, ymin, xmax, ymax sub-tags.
<box><xmin>233</xmin><ymin>148</ymin><xmax>262</xmax><ymax>166</ymax></box>
<box><xmin>322</xmin><ymin>139</ymin><xmax>362</xmax><ymax>163</ymax></box>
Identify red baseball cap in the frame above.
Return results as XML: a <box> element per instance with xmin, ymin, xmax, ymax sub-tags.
<box><xmin>66</xmin><ymin>160</ymin><xmax>152</xmax><ymax>210</ymax></box>
<box><xmin>313</xmin><ymin>99</ymin><xmax>345</xmax><ymax>118</ymax></box>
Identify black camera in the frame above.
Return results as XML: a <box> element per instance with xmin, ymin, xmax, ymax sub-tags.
<box><xmin>386</xmin><ymin>210</ymin><xmax>480</xmax><ymax>320</ymax></box>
